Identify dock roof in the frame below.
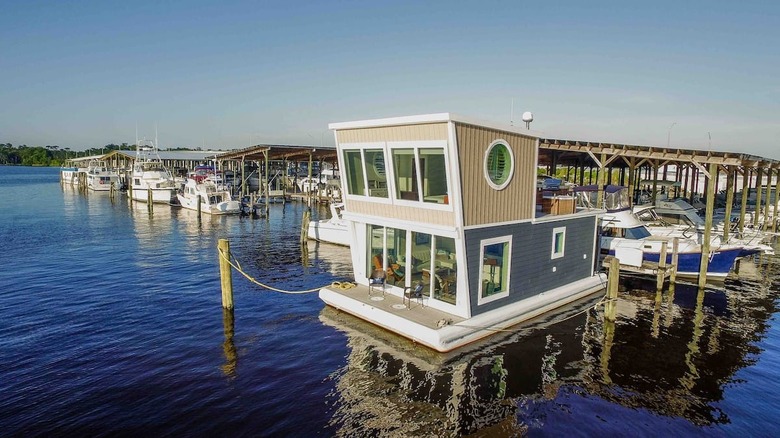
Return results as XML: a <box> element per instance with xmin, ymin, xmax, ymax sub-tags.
<box><xmin>539</xmin><ymin>138</ymin><xmax>780</xmax><ymax>170</ymax></box>
<box><xmin>214</xmin><ymin>144</ymin><xmax>338</xmax><ymax>163</ymax></box>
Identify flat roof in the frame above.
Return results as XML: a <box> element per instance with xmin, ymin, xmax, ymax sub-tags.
<box><xmin>328</xmin><ymin>112</ymin><xmax>543</xmax><ymax>139</ymax></box>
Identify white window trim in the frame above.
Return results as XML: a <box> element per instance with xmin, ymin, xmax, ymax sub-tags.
<box><xmin>551</xmin><ymin>226</ymin><xmax>566</xmax><ymax>259</ymax></box>
<box><xmin>483</xmin><ymin>139</ymin><xmax>515</xmax><ymax>191</ymax></box>
<box><xmin>477</xmin><ymin>235</ymin><xmax>512</xmax><ymax>306</ymax></box>
<box><xmin>386</xmin><ymin>140</ymin><xmax>452</xmax><ymax>211</ymax></box>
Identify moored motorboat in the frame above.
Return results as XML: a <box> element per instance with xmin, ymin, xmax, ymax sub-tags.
<box><xmin>308</xmin><ymin>202</ymin><xmax>351</xmax><ymax>245</ymax></box>
<box><xmin>176</xmin><ymin>178</ymin><xmax>240</xmax><ymax>215</ymax></box>
<box><xmin>86</xmin><ymin>160</ymin><xmax>120</xmax><ymax>191</ymax></box>
<box><xmin>574</xmin><ymin>185</ymin><xmax>748</xmax><ymax>279</ymax></box>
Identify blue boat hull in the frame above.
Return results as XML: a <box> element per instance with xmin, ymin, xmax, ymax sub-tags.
<box><xmin>608</xmin><ymin>247</ymin><xmax>743</xmax><ymax>278</ymax></box>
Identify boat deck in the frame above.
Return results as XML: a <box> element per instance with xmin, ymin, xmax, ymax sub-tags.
<box><xmin>325</xmin><ymin>283</ymin><xmax>465</xmax><ymax>329</ymax></box>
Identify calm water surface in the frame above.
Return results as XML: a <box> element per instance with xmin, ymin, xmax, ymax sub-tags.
<box><xmin>1</xmin><ymin>166</ymin><xmax>779</xmax><ymax>437</ymax></box>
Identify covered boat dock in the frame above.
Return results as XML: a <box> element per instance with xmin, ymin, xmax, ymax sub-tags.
<box><xmin>536</xmin><ymin>139</ymin><xmax>780</xmax><ymax>287</ymax></box>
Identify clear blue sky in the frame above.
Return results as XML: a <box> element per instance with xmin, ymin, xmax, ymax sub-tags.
<box><xmin>1</xmin><ymin>0</ymin><xmax>778</xmax><ymax>158</ymax></box>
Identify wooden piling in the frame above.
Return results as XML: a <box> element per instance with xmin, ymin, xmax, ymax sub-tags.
<box><xmin>698</xmin><ymin>162</ymin><xmax>717</xmax><ymax>289</ymax></box>
<box><xmin>670</xmin><ymin>237</ymin><xmax>679</xmax><ymax>285</ymax></box>
<box><xmin>109</xmin><ymin>181</ymin><xmax>115</xmax><ymax>200</ymax></box>
<box><xmin>605</xmin><ymin>256</ymin><xmax>619</xmax><ymax>322</ymax></box>
<box><xmin>147</xmin><ymin>188</ymin><xmax>153</xmax><ymax>212</ymax></box>
<box><xmin>197</xmin><ymin>195</ymin><xmax>202</xmax><ymax>218</ymax></box>
<box><xmin>657</xmin><ymin>240</ymin><xmax>668</xmax><ymax>292</ymax></box>
<box><xmin>754</xmin><ymin>168</ymin><xmax>764</xmax><ymax>229</ymax></box>
<box><xmin>300</xmin><ymin>210</ymin><xmax>311</xmax><ymax>245</ymax></box>
<box><xmin>723</xmin><ymin>167</ymin><xmax>734</xmax><ymax>242</ymax></box>
<box><xmin>218</xmin><ymin>239</ymin><xmax>234</xmax><ymax>309</ymax></box>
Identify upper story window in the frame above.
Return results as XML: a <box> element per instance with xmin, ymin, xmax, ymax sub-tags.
<box><xmin>392</xmin><ymin>147</ymin><xmax>449</xmax><ymax>204</ymax></box>
<box><xmin>364</xmin><ymin>149</ymin><xmax>388</xmax><ymax>198</ymax></box>
<box><xmin>484</xmin><ymin>140</ymin><xmax>514</xmax><ymax>190</ymax></box>
<box><xmin>342</xmin><ymin>142</ymin><xmax>450</xmax><ymax>207</ymax></box>
<box><xmin>343</xmin><ymin>150</ymin><xmax>365</xmax><ymax>196</ymax></box>
<box><xmin>392</xmin><ymin>148</ymin><xmax>419</xmax><ymax>201</ymax></box>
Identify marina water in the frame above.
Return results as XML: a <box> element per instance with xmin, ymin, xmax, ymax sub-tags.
<box><xmin>2</xmin><ymin>166</ymin><xmax>779</xmax><ymax>436</ymax></box>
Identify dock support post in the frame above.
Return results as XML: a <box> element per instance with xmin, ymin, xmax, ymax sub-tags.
<box><xmin>739</xmin><ymin>168</ymin><xmax>749</xmax><ymax>235</ymax></box>
<box><xmin>657</xmin><ymin>241</ymin><xmax>668</xmax><ymax>292</ymax></box>
<box><xmin>774</xmin><ymin>168</ymin><xmax>780</xmax><ymax>233</ymax></box>
<box><xmin>606</xmin><ymin>257</ymin><xmax>619</xmax><ymax>322</ymax></box>
<box><xmin>197</xmin><ymin>195</ymin><xmax>202</xmax><ymax>218</ymax></box>
<box><xmin>698</xmin><ymin>162</ymin><xmax>717</xmax><ymax>289</ymax></box>
<box><xmin>723</xmin><ymin>167</ymin><xmax>734</xmax><ymax>242</ymax></box>
<box><xmin>754</xmin><ymin>167</ymin><xmax>764</xmax><ymax>229</ymax></box>
<box><xmin>300</xmin><ymin>210</ymin><xmax>311</xmax><ymax>245</ymax></box>
<box><xmin>110</xmin><ymin>181</ymin><xmax>115</xmax><ymax>200</ymax></box>
<box><xmin>219</xmin><ymin>239</ymin><xmax>234</xmax><ymax>309</ymax></box>
<box><xmin>670</xmin><ymin>237</ymin><xmax>679</xmax><ymax>285</ymax></box>
<box><xmin>147</xmin><ymin>188</ymin><xmax>153</xmax><ymax>212</ymax></box>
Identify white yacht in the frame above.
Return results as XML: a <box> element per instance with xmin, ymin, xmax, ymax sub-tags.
<box><xmin>130</xmin><ymin>139</ymin><xmax>178</xmax><ymax>204</ymax></box>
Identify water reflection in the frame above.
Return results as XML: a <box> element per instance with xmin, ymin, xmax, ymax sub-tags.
<box><xmin>321</xmin><ymin>250</ymin><xmax>780</xmax><ymax>435</ymax></box>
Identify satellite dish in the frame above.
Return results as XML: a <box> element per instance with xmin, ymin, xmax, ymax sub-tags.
<box><xmin>522</xmin><ymin>111</ymin><xmax>534</xmax><ymax>129</ymax></box>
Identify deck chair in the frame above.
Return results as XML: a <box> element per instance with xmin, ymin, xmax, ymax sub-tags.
<box><xmin>403</xmin><ymin>282</ymin><xmax>425</xmax><ymax>309</ymax></box>
<box><xmin>368</xmin><ymin>269</ymin><xmax>386</xmax><ymax>296</ymax></box>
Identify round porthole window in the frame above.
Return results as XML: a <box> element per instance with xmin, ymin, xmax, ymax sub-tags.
<box><xmin>484</xmin><ymin>140</ymin><xmax>514</xmax><ymax>190</ymax></box>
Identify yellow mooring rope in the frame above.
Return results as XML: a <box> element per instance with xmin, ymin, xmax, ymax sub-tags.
<box><xmin>218</xmin><ymin>247</ymin><xmax>356</xmax><ymax>294</ymax></box>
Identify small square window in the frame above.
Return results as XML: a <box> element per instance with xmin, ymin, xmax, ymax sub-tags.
<box><xmin>551</xmin><ymin>227</ymin><xmax>566</xmax><ymax>259</ymax></box>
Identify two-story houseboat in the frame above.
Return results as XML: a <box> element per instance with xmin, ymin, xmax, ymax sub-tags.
<box><xmin>319</xmin><ymin>113</ymin><xmax>606</xmax><ymax>352</ymax></box>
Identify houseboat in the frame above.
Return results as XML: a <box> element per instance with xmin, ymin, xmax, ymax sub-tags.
<box><xmin>318</xmin><ymin>113</ymin><xmax>606</xmax><ymax>352</ymax></box>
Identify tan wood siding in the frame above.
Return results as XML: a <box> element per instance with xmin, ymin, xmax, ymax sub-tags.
<box><xmin>337</xmin><ymin>123</ymin><xmax>448</xmax><ymax>144</ymax></box>
<box><xmin>455</xmin><ymin>123</ymin><xmax>537</xmax><ymax>226</ymax></box>
<box><xmin>348</xmin><ymin>199</ymin><xmax>455</xmax><ymax>227</ymax></box>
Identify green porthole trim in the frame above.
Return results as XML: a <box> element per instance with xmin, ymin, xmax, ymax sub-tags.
<box><xmin>484</xmin><ymin>140</ymin><xmax>514</xmax><ymax>190</ymax></box>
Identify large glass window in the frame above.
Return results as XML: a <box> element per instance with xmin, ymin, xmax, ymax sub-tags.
<box><xmin>479</xmin><ymin>237</ymin><xmax>512</xmax><ymax>303</ymax></box>
<box><xmin>364</xmin><ymin>149</ymin><xmax>388</xmax><ymax>198</ymax></box>
<box><xmin>432</xmin><ymin>236</ymin><xmax>457</xmax><ymax>304</ymax></box>
<box><xmin>385</xmin><ymin>227</ymin><xmax>406</xmax><ymax>287</ymax></box>
<box><xmin>367</xmin><ymin>224</ymin><xmax>384</xmax><ymax>275</ymax></box>
<box><xmin>343</xmin><ymin>150</ymin><xmax>365</xmax><ymax>196</ymax></box>
<box><xmin>484</xmin><ymin>140</ymin><xmax>514</xmax><ymax>190</ymax></box>
<box><xmin>420</xmin><ymin>148</ymin><xmax>448</xmax><ymax>204</ymax></box>
<box><xmin>411</xmin><ymin>231</ymin><xmax>432</xmax><ymax>298</ymax></box>
<box><xmin>392</xmin><ymin>148</ymin><xmax>419</xmax><ymax>201</ymax></box>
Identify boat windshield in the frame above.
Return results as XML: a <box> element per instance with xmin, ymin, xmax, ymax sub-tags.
<box><xmin>625</xmin><ymin>226</ymin><xmax>651</xmax><ymax>239</ymax></box>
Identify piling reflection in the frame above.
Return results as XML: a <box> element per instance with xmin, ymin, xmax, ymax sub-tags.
<box><xmin>321</xmin><ymin>251</ymin><xmax>780</xmax><ymax>435</ymax></box>
<box><xmin>221</xmin><ymin>308</ymin><xmax>238</xmax><ymax>378</ymax></box>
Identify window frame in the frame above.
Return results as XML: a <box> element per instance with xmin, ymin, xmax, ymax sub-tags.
<box><xmin>386</xmin><ymin>140</ymin><xmax>452</xmax><ymax>211</ymax></box>
<box><xmin>551</xmin><ymin>226</ymin><xmax>566</xmax><ymax>260</ymax></box>
<box><xmin>477</xmin><ymin>235</ymin><xmax>513</xmax><ymax>305</ymax></box>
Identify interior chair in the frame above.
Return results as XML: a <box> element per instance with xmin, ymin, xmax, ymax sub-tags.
<box><xmin>403</xmin><ymin>282</ymin><xmax>425</xmax><ymax>309</ymax></box>
<box><xmin>387</xmin><ymin>260</ymin><xmax>405</xmax><ymax>282</ymax></box>
<box><xmin>368</xmin><ymin>269</ymin><xmax>386</xmax><ymax>296</ymax></box>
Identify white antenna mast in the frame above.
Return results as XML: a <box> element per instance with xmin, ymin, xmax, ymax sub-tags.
<box><xmin>155</xmin><ymin>124</ymin><xmax>158</xmax><ymax>149</ymax></box>
<box><xmin>510</xmin><ymin>98</ymin><xmax>514</xmax><ymax>126</ymax></box>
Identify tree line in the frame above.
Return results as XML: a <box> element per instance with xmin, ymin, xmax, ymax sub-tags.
<box><xmin>0</xmin><ymin>143</ymin><xmax>199</xmax><ymax>166</ymax></box>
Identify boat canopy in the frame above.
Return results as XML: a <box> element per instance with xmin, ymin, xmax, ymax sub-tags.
<box><xmin>572</xmin><ymin>185</ymin><xmax>631</xmax><ymax>212</ymax></box>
